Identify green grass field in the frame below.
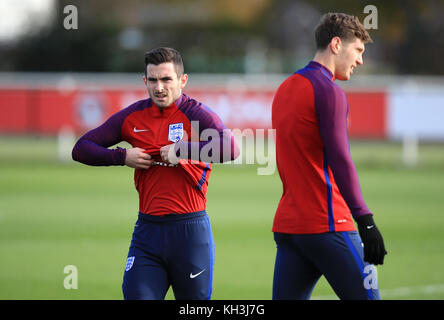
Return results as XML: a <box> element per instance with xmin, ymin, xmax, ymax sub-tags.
<box><xmin>1</xmin><ymin>136</ymin><xmax>444</xmax><ymax>299</ymax></box>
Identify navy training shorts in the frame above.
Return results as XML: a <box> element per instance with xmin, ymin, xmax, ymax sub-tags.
<box><xmin>122</xmin><ymin>211</ymin><xmax>215</xmax><ymax>300</ymax></box>
<box><xmin>273</xmin><ymin>231</ymin><xmax>380</xmax><ymax>300</ymax></box>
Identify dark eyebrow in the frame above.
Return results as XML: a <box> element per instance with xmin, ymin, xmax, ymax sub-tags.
<box><xmin>147</xmin><ymin>76</ymin><xmax>173</xmax><ymax>81</ymax></box>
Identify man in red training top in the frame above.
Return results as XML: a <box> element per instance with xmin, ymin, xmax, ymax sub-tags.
<box><xmin>72</xmin><ymin>47</ymin><xmax>239</xmax><ymax>300</ymax></box>
<box><xmin>272</xmin><ymin>13</ymin><xmax>387</xmax><ymax>300</ymax></box>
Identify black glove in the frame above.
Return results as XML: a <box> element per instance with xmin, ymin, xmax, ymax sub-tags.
<box><xmin>356</xmin><ymin>214</ymin><xmax>387</xmax><ymax>265</ymax></box>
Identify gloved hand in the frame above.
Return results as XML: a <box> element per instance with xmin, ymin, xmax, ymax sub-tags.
<box><xmin>356</xmin><ymin>214</ymin><xmax>387</xmax><ymax>265</ymax></box>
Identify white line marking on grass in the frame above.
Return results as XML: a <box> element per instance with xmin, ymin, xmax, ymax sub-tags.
<box><xmin>312</xmin><ymin>283</ymin><xmax>444</xmax><ymax>300</ymax></box>
<box><xmin>381</xmin><ymin>283</ymin><xmax>444</xmax><ymax>298</ymax></box>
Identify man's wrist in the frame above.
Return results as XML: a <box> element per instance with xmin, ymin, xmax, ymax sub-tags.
<box><xmin>114</xmin><ymin>147</ymin><xmax>127</xmax><ymax>166</ymax></box>
<box><xmin>356</xmin><ymin>214</ymin><xmax>374</xmax><ymax>227</ymax></box>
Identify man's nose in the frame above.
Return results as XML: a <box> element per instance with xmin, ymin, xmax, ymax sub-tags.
<box><xmin>357</xmin><ymin>55</ymin><xmax>363</xmax><ymax>65</ymax></box>
<box><xmin>154</xmin><ymin>81</ymin><xmax>164</xmax><ymax>91</ymax></box>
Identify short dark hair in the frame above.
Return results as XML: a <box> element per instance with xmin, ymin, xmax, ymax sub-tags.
<box><xmin>315</xmin><ymin>13</ymin><xmax>372</xmax><ymax>50</ymax></box>
<box><xmin>144</xmin><ymin>47</ymin><xmax>184</xmax><ymax>77</ymax></box>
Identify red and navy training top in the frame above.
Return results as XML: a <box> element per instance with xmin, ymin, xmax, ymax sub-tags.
<box><xmin>272</xmin><ymin>61</ymin><xmax>372</xmax><ymax>234</ymax></box>
<box><xmin>72</xmin><ymin>93</ymin><xmax>238</xmax><ymax>216</ymax></box>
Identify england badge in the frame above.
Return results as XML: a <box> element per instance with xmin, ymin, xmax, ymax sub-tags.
<box><xmin>168</xmin><ymin>123</ymin><xmax>184</xmax><ymax>142</ymax></box>
<box><xmin>125</xmin><ymin>256</ymin><xmax>135</xmax><ymax>272</ymax></box>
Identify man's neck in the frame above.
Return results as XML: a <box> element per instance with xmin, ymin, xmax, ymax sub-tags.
<box><xmin>312</xmin><ymin>51</ymin><xmax>335</xmax><ymax>77</ymax></box>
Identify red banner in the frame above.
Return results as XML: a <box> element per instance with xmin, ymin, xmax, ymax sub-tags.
<box><xmin>0</xmin><ymin>87</ymin><xmax>387</xmax><ymax>138</ymax></box>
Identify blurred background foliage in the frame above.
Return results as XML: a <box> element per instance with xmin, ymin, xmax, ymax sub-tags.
<box><xmin>1</xmin><ymin>0</ymin><xmax>443</xmax><ymax>75</ymax></box>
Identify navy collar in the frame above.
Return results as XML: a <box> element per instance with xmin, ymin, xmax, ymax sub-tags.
<box><xmin>307</xmin><ymin>61</ymin><xmax>334</xmax><ymax>81</ymax></box>
<box><xmin>174</xmin><ymin>93</ymin><xmax>185</xmax><ymax>107</ymax></box>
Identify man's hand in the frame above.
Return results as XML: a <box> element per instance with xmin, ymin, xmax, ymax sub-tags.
<box><xmin>125</xmin><ymin>147</ymin><xmax>154</xmax><ymax>169</ymax></box>
<box><xmin>160</xmin><ymin>143</ymin><xmax>179</xmax><ymax>165</ymax></box>
<box><xmin>356</xmin><ymin>214</ymin><xmax>387</xmax><ymax>265</ymax></box>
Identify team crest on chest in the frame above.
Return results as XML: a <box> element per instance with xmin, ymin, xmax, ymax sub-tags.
<box><xmin>168</xmin><ymin>123</ymin><xmax>184</xmax><ymax>142</ymax></box>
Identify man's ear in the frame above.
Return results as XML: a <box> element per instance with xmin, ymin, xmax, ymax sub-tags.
<box><xmin>330</xmin><ymin>36</ymin><xmax>342</xmax><ymax>55</ymax></box>
<box><xmin>143</xmin><ymin>75</ymin><xmax>147</xmax><ymax>85</ymax></box>
<box><xmin>180</xmin><ymin>73</ymin><xmax>189</xmax><ymax>89</ymax></box>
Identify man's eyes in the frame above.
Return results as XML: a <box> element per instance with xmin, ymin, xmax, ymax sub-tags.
<box><xmin>149</xmin><ymin>78</ymin><xmax>172</xmax><ymax>82</ymax></box>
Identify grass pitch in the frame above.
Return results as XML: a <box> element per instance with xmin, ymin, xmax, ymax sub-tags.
<box><xmin>0</xmin><ymin>136</ymin><xmax>443</xmax><ymax>299</ymax></box>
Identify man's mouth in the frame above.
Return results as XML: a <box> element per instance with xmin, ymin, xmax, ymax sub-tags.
<box><xmin>154</xmin><ymin>93</ymin><xmax>167</xmax><ymax>99</ymax></box>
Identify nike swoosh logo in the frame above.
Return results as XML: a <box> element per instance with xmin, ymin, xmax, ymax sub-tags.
<box><xmin>190</xmin><ymin>269</ymin><xmax>206</xmax><ymax>279</ymax></box>
<box><xmin>133</xmin><ymin>127</ymin><xmax>150</xmax><ymax>133</ymax></box>
<box><xmin>367</xmin><ymin>225</ymin><xmax>375</xmax><ymax>229</ymax></box>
